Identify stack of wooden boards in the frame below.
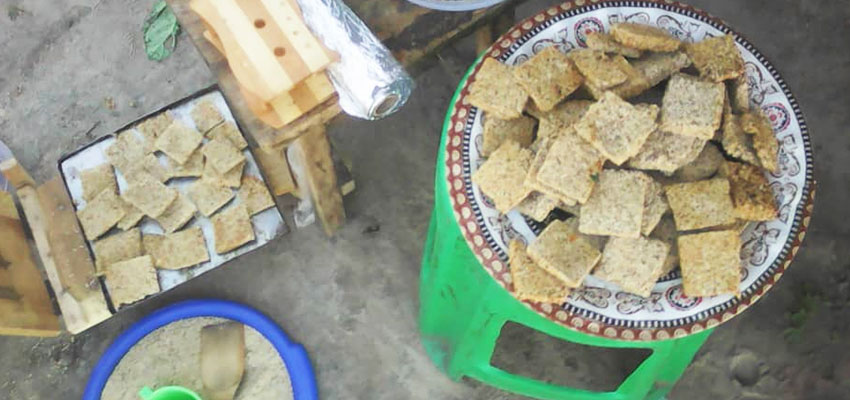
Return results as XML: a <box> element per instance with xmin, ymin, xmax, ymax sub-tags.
<box><xmin>469</xmin><ymin>23</ymin><xmax>780</xmax><ymax>303</ymax></box>
<box><xmin>72</xmin><ymin>94</ymin><xmax>276</xmax><ymax>309</ymax></box>
<box><xmin>190</xmin><ymin>0</ymin><xmax>338</xmax><ymax>127</ymax></box>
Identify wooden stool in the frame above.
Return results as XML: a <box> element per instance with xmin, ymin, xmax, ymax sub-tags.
<box><xmin>168</xmin><ymin>0</ymin><xmax>520</xmax><ymax>236</ymax></box>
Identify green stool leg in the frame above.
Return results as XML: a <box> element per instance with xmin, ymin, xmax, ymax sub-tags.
<box><xmin>420</xmin><ymin>207</ymin><xmax>495</xmax><ymax>374</ymax></box>
<box><xmin>420</xmin><ymin>200</ymin><xmax>711</xmax><ymax>400</ymax></box>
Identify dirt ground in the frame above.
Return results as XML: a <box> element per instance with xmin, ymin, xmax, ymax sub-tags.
<box><xmin>0</xmin><ymin>0</ymin><xmax>848</xmax><ymax>399</ymax></box>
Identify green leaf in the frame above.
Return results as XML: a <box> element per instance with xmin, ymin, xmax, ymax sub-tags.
<box><xmin>143</xmin><ymin>0</ymin><xmax>180</xmax><ymax>61</ymax></box>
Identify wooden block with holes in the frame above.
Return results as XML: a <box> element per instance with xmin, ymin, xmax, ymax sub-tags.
<box><xmin>190</xmin><ymin>0</ymin><xmax>337</xmax><ymax>127</ymax></box>
<box><xmin>201</xmin><ymin>24</ymin><xmax>336</xmax><ymax>128</ymax></box>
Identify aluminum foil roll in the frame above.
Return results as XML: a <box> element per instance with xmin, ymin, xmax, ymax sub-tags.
<box><xmin>295</xmin><ymin>0</ymin><xmax>414</xmax><ymax>120</ymax></box>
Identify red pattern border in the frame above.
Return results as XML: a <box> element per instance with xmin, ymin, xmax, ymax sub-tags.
<box><xmin>443</xmin><ymin>0</ymin><xmax>816</xmax><ymax>341</ymax></box>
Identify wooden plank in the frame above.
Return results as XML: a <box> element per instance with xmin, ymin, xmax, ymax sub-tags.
<box><xmin>168</xmin><ymin>0</ymin><xmax>516</xmax><ymax>148</ymax></box>
<box><xmin>269</xmin><ymin>72</ymin><xmax>336</xmax><ymax>126</ymax></box>
<box><xmin>38</xmin><ymin>178</ymin><xmax>114</xmax><ymax>330</ymax></box>
<box><xmin>333</xmin><ymin>149</ymin><xmax>356</xmax><ymax>197</ymax></box>
<box><xmin>16</xmin><ymin>179</ymin><xmax>112</xmax><ymax>334</ymax></box>
<box><xmin>288</xmin><ymin>126</ymin><xmax>345</xmax><ymax>236</ymax></box>
<box><xmin>287</xmin><ymin>73</ymin><xmax>336</xmax><ymax>117</ymax></box>
<box><xmin>474</xmin><ymin>23</ymin><xmax>493</xmax><ymax>55</ymax></box>
<box><xmin>236</xmin><ymin>75</ymin><xmax>286</xmax><ymax>128</ymax></box>
<box><xmin>0</xmin><ymin>191</ymin><xmax>61</xmax><ymax>337</ymax></box>
<box><xmin>200</xmin><ymin>27</ymin><xmax>336</xmax><ymax>127</ymax></box>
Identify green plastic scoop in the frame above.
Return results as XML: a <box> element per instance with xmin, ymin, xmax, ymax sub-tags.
<box><xmin>139</xmin><ymin>386</ymin><xmax>202</xmax><ymax>400</ymax></box>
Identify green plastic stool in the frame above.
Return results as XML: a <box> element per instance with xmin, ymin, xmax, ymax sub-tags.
<box><xmin>419</xmin><ymin>75</ymin><xmax>712</xmax><ymax>400</ymax></box>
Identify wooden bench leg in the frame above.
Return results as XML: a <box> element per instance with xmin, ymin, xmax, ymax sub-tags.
<box><xmin>495</xmin><ymin>7</ymin><xmax>516</xmax><ymax>38</ymax></box>
<box><xmin>474</xmin><ymin>6</ymin><xmax>516</xmax><ymax>54</ymax></box>
<box><xmin>287</xmin><ymin>126</ymin><xmax>345</xmax><ymax>236</ymax></box>
<box><xmin>474</xmin><ymin>23</ymin><xmax>493</xmax><ymax>55</ymax></box>
<box><xmin>255</xmin><ymin>146</ymin><xmax>298</xmax><ymax>197</ymax></box>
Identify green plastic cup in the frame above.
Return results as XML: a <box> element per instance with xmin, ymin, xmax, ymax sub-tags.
<box><xmin>138</xmin><ymin>386</ymin><xmax>202</xmax><ymax>400</ymax></box>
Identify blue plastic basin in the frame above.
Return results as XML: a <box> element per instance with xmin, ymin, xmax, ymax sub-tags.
<box><xmin>83</xmin><ymin>299</ymin><xmax>317</xmax><ymax>400</ymax></box>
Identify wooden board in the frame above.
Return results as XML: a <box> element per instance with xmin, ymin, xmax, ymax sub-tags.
<box><xmin>17</xmin><ymin>178</ymin><xmax>112</xmax><ymax>334</ymax></box>
<box><xmin>168</xmin><ymin>0</ymin><xmax>518</xmax><ymax>148</ymax></box>
<box><xmin>0</xmin><ymin>191</ymin><xmax>61</xmax><ymax>337</ymax></box>
<box><xmin>268</xmin><ymin>72</ymin><xmax>336</xmax><ymax>126</ymax></box>
<box><xmin>288</xmin><ymin>126</ymin><xmax>344</xmax><ymax>235</ymax></box>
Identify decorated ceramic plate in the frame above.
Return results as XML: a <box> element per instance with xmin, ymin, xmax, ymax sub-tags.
<box><xmin>443</xmin><ymin>0</ymin><xmax>815</xmax><ymax>340</ymax></box>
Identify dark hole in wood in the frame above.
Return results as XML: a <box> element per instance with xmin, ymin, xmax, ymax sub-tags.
<box><xmin>254</xmin><ymin>19</ymin><xmax>265</xmax><ymax>28</ymax></box>
<box><xmin>490</xmin><ymin>322</ymin><xmax>652</xmax><ymax>392</ymax></box>
<box><xmin>0</xmin><ymin>286</ymin><xmax>21</xmax><ymax>301</ymax></box>
<box><xmin>274</xmin><ymin>47</ymin><xmax>286</xmax><ymax>57</ymax></box>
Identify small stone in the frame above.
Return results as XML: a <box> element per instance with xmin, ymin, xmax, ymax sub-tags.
<box><xmin>7</xmin><ymin>5</ymin><xmax>27</xmax><ymax>21</ymax></box>
<box><xmin>362</xmin><ymin>223</ymin><xmax>380</xmax><ymax>234</ymax></box>
<box><xmin>731</xmin><ymin>351</ymin><xmax>761</xmax><ymax>386</ymax></box>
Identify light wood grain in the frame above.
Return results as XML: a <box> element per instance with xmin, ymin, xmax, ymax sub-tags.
<box><xmin>260</xmin><ymin>0</ymin><xmax>336</xmax><ymax>70</ymax></box>
<box><xmin>201</xmin><ymin>24</ymin><xmax>336</xmax><ymax>127</ymax></box>
<box><xmin>190</xmin><ymin>0</ymin><xmax>335</xmax><ymax>106</ymax></box>
<box><xmin>17</xmin><ymin>178</ymin><xmax>112</xmax><ymax>334</ymax></box>
<box><xmin>289</xmin><ymin>126</ymin><xmax>344</xmax><ymax>236</ymax></box>
<box><xmin>191</xmin><ymin>0</ymin><xmax>295</xmax><ymax>100</ymax></box>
